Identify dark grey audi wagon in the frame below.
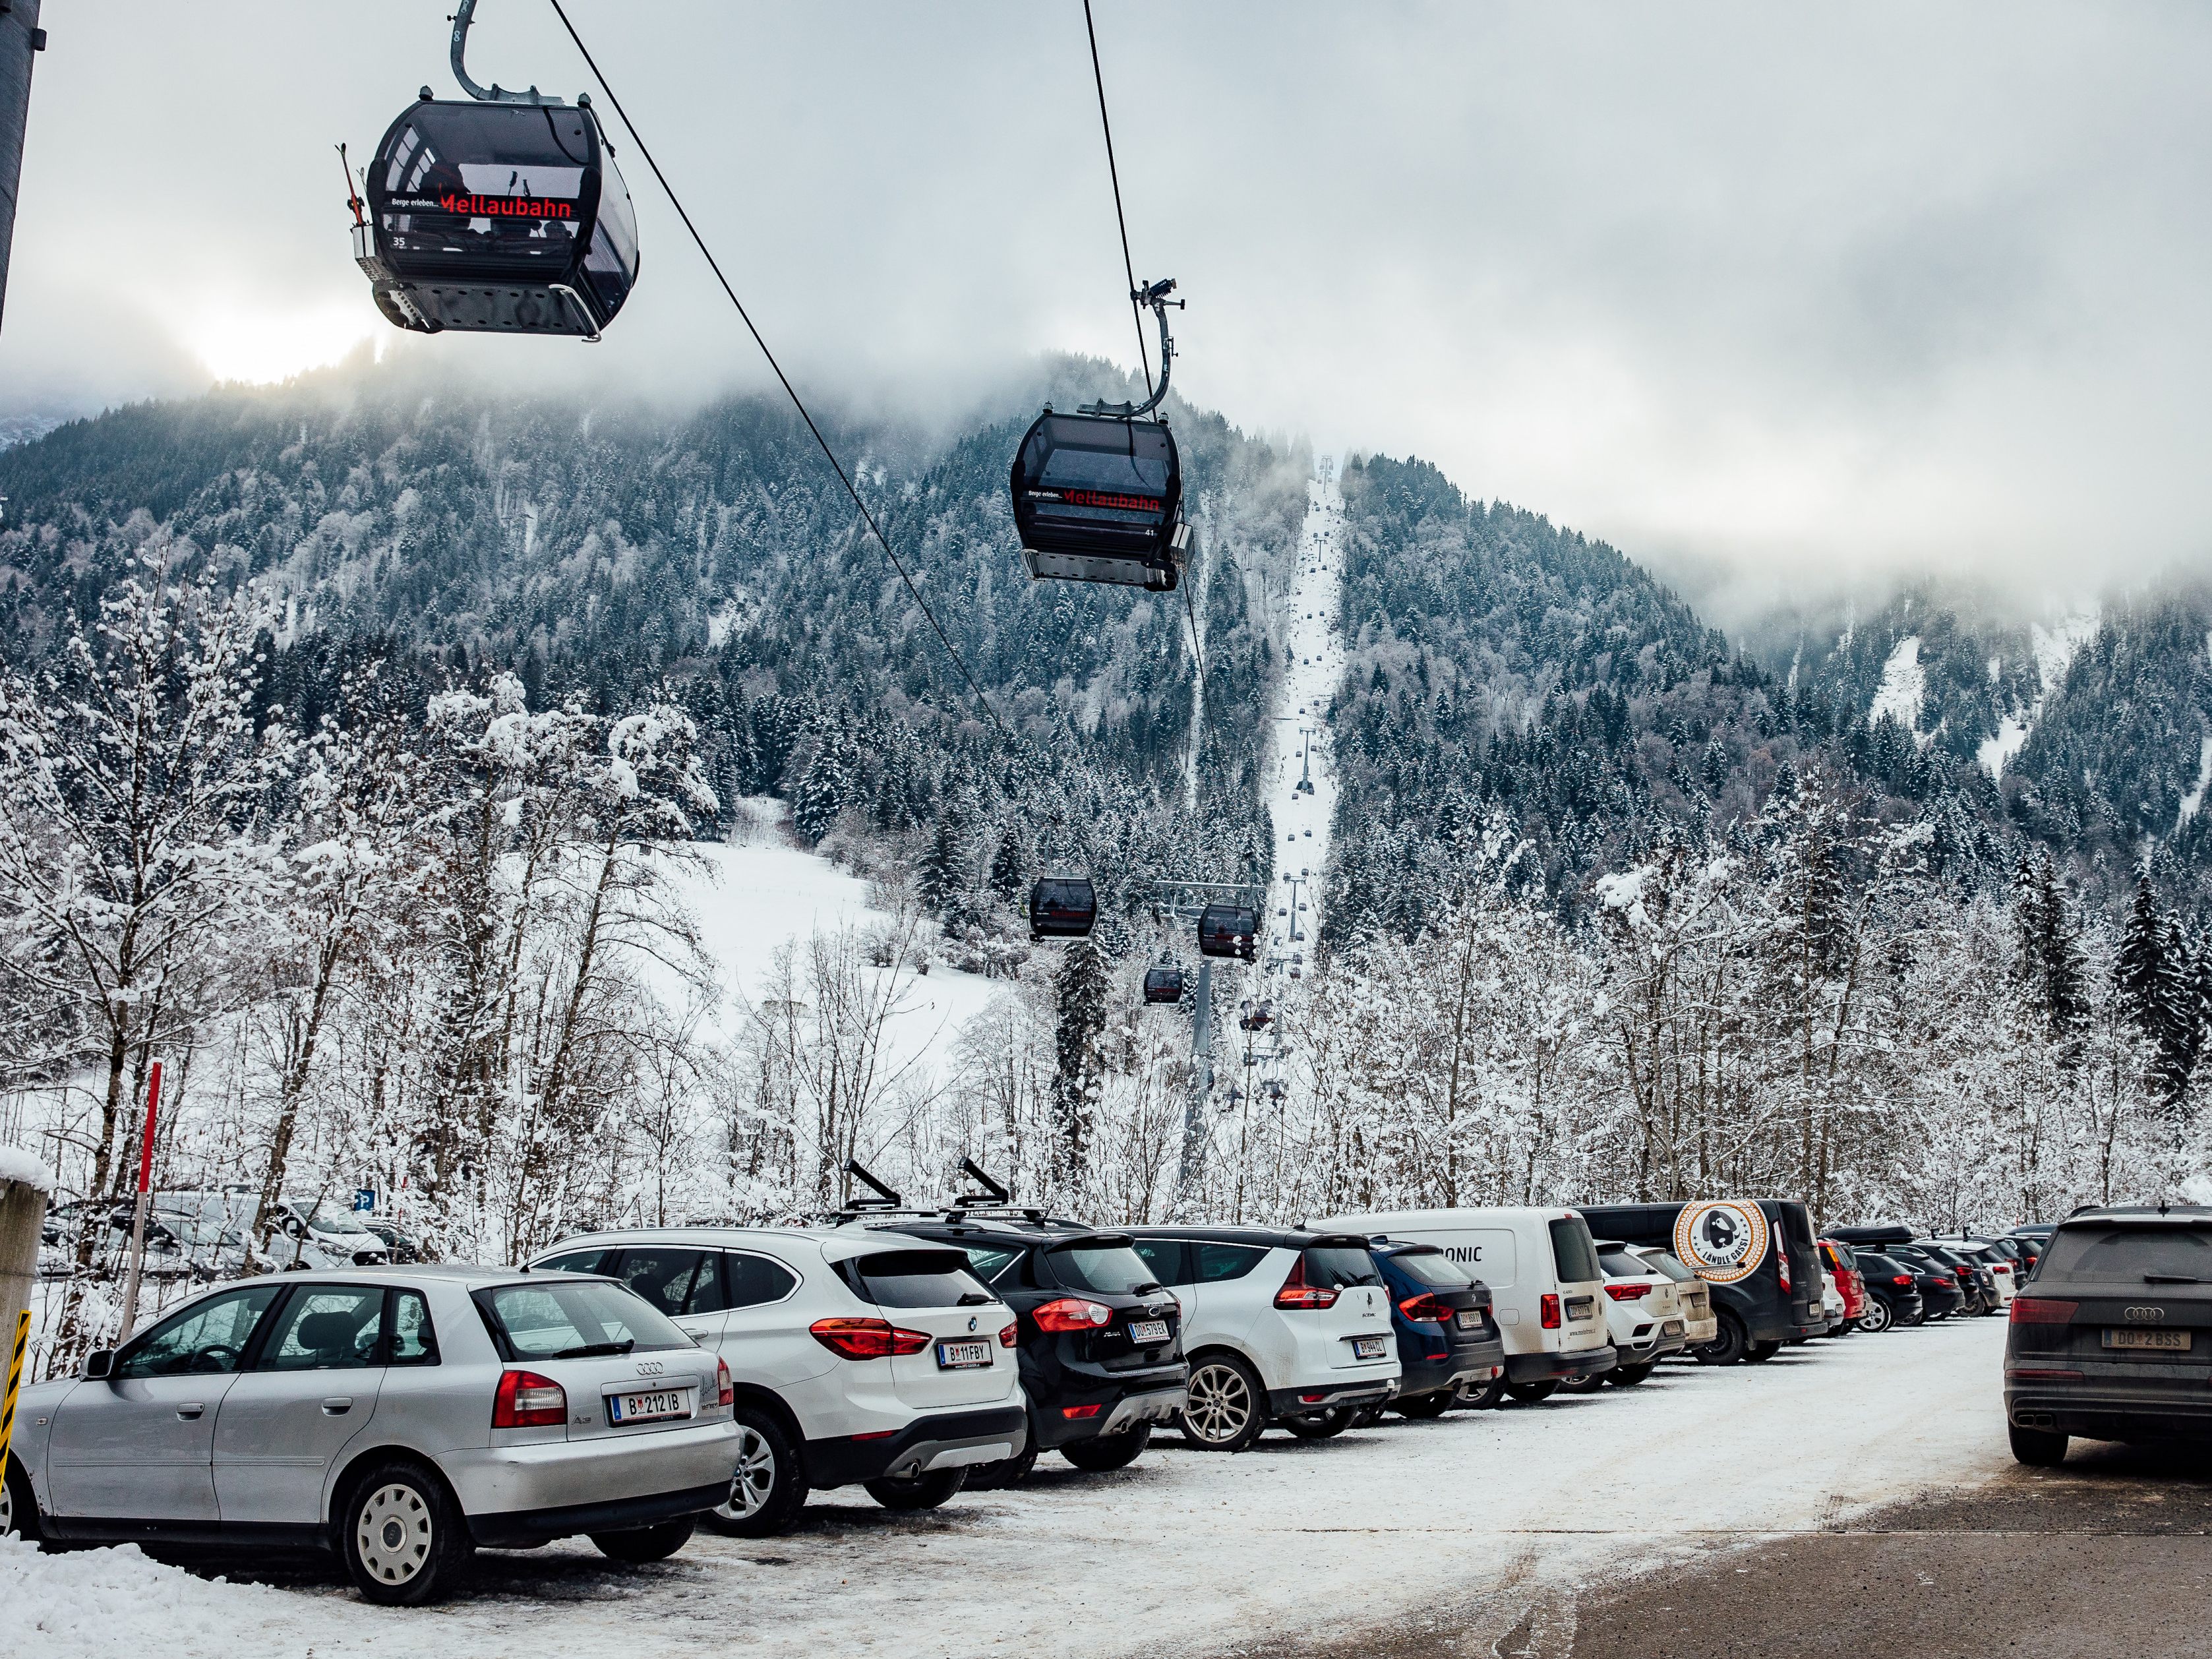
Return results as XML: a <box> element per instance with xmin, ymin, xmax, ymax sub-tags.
<box><xmin>2004</xmin><ymin>1204</ymin><xmax>2212</xmax><ymax>1464</ymax></box>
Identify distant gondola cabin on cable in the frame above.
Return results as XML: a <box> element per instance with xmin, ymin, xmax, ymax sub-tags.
<box><xmin>358</xmin><ymin>95</ymin><xmax>638</xmax><ymax>339</ymax></box>
<box><xmin>1142</xmin><ymin>965</ymin><xmax>1185</xmax><ymax>1004</ymax></box>
<box><xmin>1029</xmin><ymin>877</ymin><xmax>1098</xmax><ymax>941</ymax></box>
<box><xmin>1010</xmin><ymin>278</ymin><xmax>1189</xmax><ymax>590</ymax></box>
<box><xmin>1197</xmin><ymin>902</ymin><xmax>1259</xmax><ymax>961</ymax></box>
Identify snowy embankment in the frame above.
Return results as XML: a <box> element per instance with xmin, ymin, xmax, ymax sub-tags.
<box><xmin>3</xmin><ymin>1321</ymin><xmax>2011</xmax><ymax>1659</ymax></box>
<box><xmin>1261</xmin><ymin>472</ymin><xmax>1347</xmax><ymax>971</ymax></box>
<box><xmin>1977</xmin><ymin>610</ymin><xmax>2098</xmax><ymax>781</ymax></box>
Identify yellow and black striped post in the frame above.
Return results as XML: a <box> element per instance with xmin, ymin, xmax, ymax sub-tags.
<box><xmin>0</xmin><ymin>1308</ymin><xmax>26</xmax><ymax>1480</ymax></box>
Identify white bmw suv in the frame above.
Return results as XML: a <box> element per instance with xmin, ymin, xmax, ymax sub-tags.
<box><xmin>1125</xmin><ymin>1226</ymin><xmax>1398</xmax><ymax>1451</ymax></box>
<box><xmin>529</xmin><ymin>1226</ymin><xmax>1027</xmax><ymax>1534</ymax></box>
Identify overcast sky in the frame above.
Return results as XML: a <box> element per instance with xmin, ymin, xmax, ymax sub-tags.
<box><xmin>5</xmin><ymin>1</ymin><xmax>2209</xmax><ymax>623</ymax></box>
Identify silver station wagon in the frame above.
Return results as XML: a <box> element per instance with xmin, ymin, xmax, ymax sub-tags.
<box><xmin>0</xmin><ymin>1265</ymin><xmax>738</xmax><ymax>1603</ymax></box>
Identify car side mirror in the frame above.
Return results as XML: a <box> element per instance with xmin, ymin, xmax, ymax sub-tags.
<box><xmin>83</xmin><ymin>1349</ymin><xmax>115</xmax><ymax>1380</ymax></box>
<box><xmin>282</xmin><ymin>1217</ymin><xmax>305</xmax><ymax>1238</ymax></box>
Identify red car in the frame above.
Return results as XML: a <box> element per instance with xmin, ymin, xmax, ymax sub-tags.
<box><xmin>1817</xmin><ymin>1238</ymin><xmax>1869</xmax><ymax>1329</ymax></box>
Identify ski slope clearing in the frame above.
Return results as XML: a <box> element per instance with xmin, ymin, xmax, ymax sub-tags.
<box><xmin>1263</xmin><ymin>473</ymin><xmax>1347</xmax><ymax>969</ymax></box>
<box><xmin>4</xmin><ymin>1321</ymin><xmax>2011</xmax><ymax>1659</ymax></box>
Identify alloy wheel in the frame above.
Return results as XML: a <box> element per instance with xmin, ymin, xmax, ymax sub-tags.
<box><xmin>1185</xmin><ymin>1361</ymin><xmax>1256</xmax><ymax>1444</ymax></box>
<box><xmin>716</xmin><ymin>1424</ymin><xmax>778</xmax><ymax>1521</ymax></box>
<box><xmin>355</xmin><ymin>1481</ymin><xmax>435</xmax><ymax>1586</ymax></box>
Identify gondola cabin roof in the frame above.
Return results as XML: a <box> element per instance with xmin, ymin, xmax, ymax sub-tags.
<box><xmin>358</xmin><ymin>96</ymin><xmax>640</xmax><ymax>339</ymax></box>
<box><xmin>1011</xmin><ymin>413</ymin><xmax>1185</xmax><ymax>591</ymax></box>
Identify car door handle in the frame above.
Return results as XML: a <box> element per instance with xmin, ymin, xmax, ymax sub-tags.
<box><xmin>321</xmin><ymin>1396</ymin><xmax>354</xmax><ymax>1415</ymax></box>
<box><xmin>176</xmin><ymin>1403</ymin><xmax>205</xmax><ymax>1420</ymax></box>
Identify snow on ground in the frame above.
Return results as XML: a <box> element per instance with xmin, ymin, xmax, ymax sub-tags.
<box><xmin>2178</xmin><ymin>732</ymin><xmax>2212</xmax><ymax>827</ymax></box>
<box><xmin>1980</xmin><ymin>607</ymin><xmax>2101</xmax><ymax>781</ymax></box>
<box><xmin>661</xmin><ymin>820</ymin><xmax>1009</xmax><ymax>1074</ymax></box>
<box><xmin>1976</xmin><ymin>714</ymin><xmax>2031</xmax><ymax>781</ymax></box>
<box><xmin>1261</xmin><ymin>472</ymin><xmax>1346</xmax><ymax>973</ymax></box>
<box><xmin>1868</xmin><ymin>635</ymin><xmax>1925</xmax><ymax>733</ymax></box>
<box><xmin>5</xmin><ymin>1320</ymin><xmax>2013</xmax><ymax>1659</ymax></box>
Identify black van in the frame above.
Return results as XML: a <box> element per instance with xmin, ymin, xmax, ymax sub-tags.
<box><xmin>1575</xmin><ymin>1200</ymin><xmax>1829</xmax><ymax>1364</ymax></box>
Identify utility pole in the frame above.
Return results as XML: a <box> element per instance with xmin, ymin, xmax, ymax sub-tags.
<box><xmin>0</xmin><ymin>0</ymin><xmax>46</xmax><ymax>330</ymax></box>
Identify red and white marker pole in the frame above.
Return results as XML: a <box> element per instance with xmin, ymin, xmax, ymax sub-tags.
<box><xmin>115</xmin><ymin>1060</ymin><xmax>162</xmax><ymax>1344</ymax></box>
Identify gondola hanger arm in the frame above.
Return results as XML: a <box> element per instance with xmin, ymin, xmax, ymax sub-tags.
<box><xmin>449</xmin><ymin>0</ymin><xmax>560</xmax><ymax>105</ymax></box>
<box><xmin>1081</xmin><ymin>278</ymin><xmax>1182</xmax><ymax>421</ymax></box>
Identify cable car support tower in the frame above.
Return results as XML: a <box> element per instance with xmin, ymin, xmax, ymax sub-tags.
<box><xmin>1150</xmin><ymin>878</ymin><xmax>1264</xmax><ymax>1218</ymax></box>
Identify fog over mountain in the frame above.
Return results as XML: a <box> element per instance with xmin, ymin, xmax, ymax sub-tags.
<box><xmin>5</xmin><ymin>1</ymin><xmax>2211</xmax><ymax>616</ymax></box>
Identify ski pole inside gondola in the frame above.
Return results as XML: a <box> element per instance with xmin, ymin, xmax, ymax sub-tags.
<box><xmin>1010</xmin><ymin>279</ymin><xmax>1190</xmax><ymax>589</ymax></box>
<box><xmin>349</xmin><ymin>0</ymin><xmax>640</xmax><ymax>340</ymax></box>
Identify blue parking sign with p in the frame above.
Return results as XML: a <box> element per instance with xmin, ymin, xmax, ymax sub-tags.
<box><xmin>353</xmin><ymin>1188</ymin><xmax>376</xmax><ymax>1213</ymax></box>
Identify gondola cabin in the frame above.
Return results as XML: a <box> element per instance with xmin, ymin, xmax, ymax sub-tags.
<box><xmin>1011</xmin><ymin>413</ymin><xmax>1186</xmax><ymax>589</ymax></box>
<box><xmin>1142</xmin><ymin>966</ymin><xmax>1185</xmax><ymax>1004</ymax></box>
<box><xmin>1197</xmin><ymin>902</ymin><xmax>1259</xmax><ymax>961</ymax></box>
<box><xmin>1029</xmin><ymin>876</ymin><xmax>1098</xmax><ymax>941</ymax></box>
<box><xmin>359</xmin><ymin>94</ymin><xmax>640</xmax><ymax>338</ymax></box>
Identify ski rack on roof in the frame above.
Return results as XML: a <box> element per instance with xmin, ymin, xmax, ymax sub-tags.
<box><xmin>826</xmin><ymin>1158</ymin><xmax>1091</xmax><ymax>1229</ymax></box>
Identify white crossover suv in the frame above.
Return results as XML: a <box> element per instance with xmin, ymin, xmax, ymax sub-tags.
<box><xmin>529</xmin><ymin>1226</ymin><xmax>1027</xmax><ymax>1534</ymax></box>
<box><xmin>1125</xmin><ymin>1226</ymin><xmax>1399</xmax><ymax>1451</ymax></box>
<box><xmin>1577</xmin><ymin>1238</ymin><xmax>1689</xmax><ymax>1387</ymax></box>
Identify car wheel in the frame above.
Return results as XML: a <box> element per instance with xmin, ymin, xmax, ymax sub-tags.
<box><xmin>1858</xmin><ymin>1297</ymin><xmax>1894</xmax><ymax>1334</ymax></box>
<box><xmin>2008</xmin><ymin>1422</ymin><xmax>2068</xmax><ymax>1467</ymax></box>
<box><xmin>1</xmin><ymin>1455</ymin><xmax>42</xmax><ymax>1543</ymax></box>
<box><xmin>1394</xmin><ymin>1390</ymin><xmax>1454</xmax><ymax>1420</ymax></box>
<box><xmin>1280</xmin><ymin>1406</ymin><xmax>1358</xmax><ymax>1439</ymax></box>
<box><xmin>965</xmin><ymin>1443</ymin><xmax>1041</xmax><ymax>1490</ymax></box>
<box><xmin>864</xmin><ymin>1469</ymin><xmax>967</xmax><ymax>1511</ymax></box>
<box><xmin>1458</xmin><ymin>1378</ymin><xmax>1507</xmax><ymax>1410</ymax></box>
<box><xmin>1180</xmin><ymin>1354</ymin><xmax>1267</xmax><ymax>1452</ymax></box>
<box><xmin>1745</xmin><ymin>1340</ymin><xmax>1782</xmax><ymax>1363</ymax></box>
<box><xmin>1693</xmin><ymin>1312</ymin><xmax>1749</xmax><ymax>1366</ymax></box>
<box><xmin>1607</xmin><ymin>1363</ymin><xmax>1656</xmax><ymax>1387</ymax></box>
<box><xmin>702</xmin><ymin>1408</ymin><xmax>810</xmax><ymax>1537</ymax></box>
<box><xmin>591</xmin><ymin>1517</ymin><xmax>696</xmax><ymax>1563</ymax></box>
<box><xmin>1062</xmin><ymin>1425</ymin><xmax>1151</xmax><ymax>1472</ymax></box>
<box><xmin>1558</xmin><ymin>1373</ymin><xmax>1604</xmax><ymax>1394</ymax></box>
<box><xmin>1503</xmin><ymin>1380</ymin><xmax>1558</xmax><ymax>1404</ymax></box>
<box><xmin>340</xmin><ymin>1459</ymin><xmax>473</xmax><ymax>1606</ymax></box>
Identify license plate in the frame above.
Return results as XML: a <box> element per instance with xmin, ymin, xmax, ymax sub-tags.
<box><xmin>1454</xmin><ymin>1310</ymin><xmax>1481</xmax><ymax>1330</ymax></box>
<box><xmin>936</xmin><ymin>1339</ymin><xmax>992</xmax><ymax>1370</ymax></box>
<box><xmin>2104</xmin><ymin>1328</ymin><xmax>2191</xmax><ymax>1351</ymax></box>
<box><xmin>607</xmin><ymin>1387</ymin><xmax>693</xmax><ymax>1425</ymax></box>
<box><xmin>1128</xmin><ymin>1319</ymin><xmax>1170</xmax><ymax>1344</ymax></box>
<box><xmin>1351</xmin><ymin>1336</ymin><xmax>1388</xmax><ymax>1360</ymax></box>
<box><xmin>1565</xmin><ymin>1297</ymin><xmax>1594</xmax><ymax>1319</ymax></box>
<box><xmin>1663</xmin><ymin>1320</ymin><xmax>1685</xmax><ymax>1336</ymax></box>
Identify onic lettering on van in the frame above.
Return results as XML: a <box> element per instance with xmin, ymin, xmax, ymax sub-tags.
<box><xmin>1443</xmin><ymin>1245</ymin><xmax>1484</xmax><ymax>1263</ymax></box>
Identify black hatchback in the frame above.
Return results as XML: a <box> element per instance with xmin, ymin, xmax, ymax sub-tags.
<box><xmin>878</xmin><ymin>1214</ymin><xmax>1187</xmax><ymax>1484</ymax></box>
<box><xmin>1369</xmin><ymin>1241</ymin><xmax>1508</xmax><ymax>1416</ymax></box>
<box><xmin>2006</xmin><ymin>1205</ymin><xmax>2212</xmax><ymax>1464</ymax></box>
<box><xmin>1851</xmin><ymin>1252</ymin><xmax>1928</xmax><ymax>1330</ymax></box>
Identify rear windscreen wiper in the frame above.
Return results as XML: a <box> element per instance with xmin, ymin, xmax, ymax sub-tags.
<box><xmin>549</xmin><ymin>1339</ymin><xmax>636</xmax><ymax>1358</ymax></box>
<box><xmin>956</xmin><ymin>1291</ymin><xmax>994</xmax><ymax>1306</ymax></box>
<box><xmin>2142</xmin><ymin>1274</ymin><xmax>2208</xmax><ymax>1284</ymax></box>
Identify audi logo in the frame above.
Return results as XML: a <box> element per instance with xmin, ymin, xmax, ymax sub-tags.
<box><xmin>636</xmin><ymin>1360</ymin><xmax>667</xmax><ymax>1374</ymax></box>
<box><xmin>2123</xmin><ymin>1306</ymin><xmax>2167</xmax><ymax>1323</ymax></box>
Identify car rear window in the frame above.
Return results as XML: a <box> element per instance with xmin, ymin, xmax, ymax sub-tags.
<box><xmin>851</xmin><ymin>1248</ymin><xmax>994</xmax><ymax>1310</ymax></box>
<box><xmin>1636</xmin><ymin>1250</ymin><xmax>1696</xmax><ymax>1283</ymax></box>
<box><xmin>1598</xmin><ymin>1248</ymin><xmax>1650</xmax><ymax>1279</ymax></box>
<box><xmin>1388</xmin><ymin>1248</ymin><xmax>1472</xmax><ymax>1288</ymax></box>
<box><xmin>1302</xmin><ymin>1246</ymin><xmax>1381</xmax><ymax>1289</ymax></box>
<box><xmin>1197</xmin><ymin>1242</ymin><xmax>1267</xmax><ymax>1282</ymax></box>
<box><xmin>475</xmin><ymin>1280</ymin><xmax>693</xmax><ymax>1358</ymax></box>
<box><xmin>1050</xmin><ymin>1242</ymin><xmax>1160</xmax><ymax>1295</ymax></box>
<box><xmin>2034</xmin><ymin>1225</ymin><xmax>2212</xmax><ymax>1285</ymax></box>
<box><xmin>959</xmin><ymin>1246</ymin><xmax>1025</xmax><ymax>1285</ymax></box>
<box><xmin>1549</xmin><ymin>1218</ymin><xmax>1601</xmax><ymax>1283</ymax></box>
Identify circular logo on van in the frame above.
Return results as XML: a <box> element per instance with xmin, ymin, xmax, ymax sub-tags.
<box><xmin>1673</xmin><ymin>1200</ymin><xmax>1770</xmax><ymax>1284</ymax></box>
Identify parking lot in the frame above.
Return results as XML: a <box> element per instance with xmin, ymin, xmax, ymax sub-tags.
<box><xmin>4</xmin><ymin>1317</ymin><xmax>2074</xmax><ymax>1659</ymax></box>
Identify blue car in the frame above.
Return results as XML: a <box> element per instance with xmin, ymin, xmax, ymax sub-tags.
<box><xmin>1369</xmin><ymin>1240</ymin><xmax>1509</xmax><ymax>1415</ymax></box>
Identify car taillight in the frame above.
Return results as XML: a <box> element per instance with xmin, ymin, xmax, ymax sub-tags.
<box><xmin>1993</xmin><ymin>1263</ymin><xmax>2012</xmax><ymax>1275</ymax></box>
<box><xmin>715</xmin><ymin>1356</ymin><xmax>733</xmax><ymax>1408</ymax></box>
<box><xmin>2010</xmin><ymin>1297</ymin><xmax>2078</xmax><ymax>1325</ymax></box>
<box><xmin>1398</xmin><ymin>1292</ymin><xmax>1447</xmax><ymax>1322</ymax></box>
<box><xmin>1892</xmin><ymin>1274</ymin><xmax>1914</xmax><ymax>1286</ymax></box>
<box><xmin>1274</xmin><ymin>1257</ymin><xmax>1340</xmax><ymax>1310</ymax></box>
<box><xmin>998</xmin><ymin>1322</ymin><xmax>1019</xmax><ymax>1348</ymax></box>
<box><xmin>1604</xmin><ymin>1282</ymin><xmax>1654</xmax><ymax>1301</ymax></box>
<box><xmin>493</xmin><ymin>1368</ymin><xmax>567</xmax><ymax>1429</ymax></box>
<box><xmin>2006</xmin><ymin>1367</ymin><xmax>2084</xmax><ymax>1382</ymax></box>
<box><xmin>1032</xmin><ymin>1297</ymin><xmax>1115</xmax><ymax>1333</ymax></box>
<box><xmin>1778</xmin><ymin>1253</ymin><xmax>1791</xmax><ymax>1292</ymax></box>
<box><xmin>809</xmin><ymin>1317</ymin><xmax>933</xmax><ymax>1359</ymax></box>
<box><xmin>1955</xmin><ymin>1267</ymin><xmax>1972</xmax><ymax>1281</ymax></box>
<box><xmin>1060</xmin><ymin>1403</ymin><xmax>1103</xmax><ymax>1419</ymax></box>
<box><xmin>1540</xmin><ymin>1293</ymin><xmax>1561</xmax><ymax>1329</ymax></box>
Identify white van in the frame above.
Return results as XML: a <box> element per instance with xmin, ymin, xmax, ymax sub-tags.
<box><xmin>1319</xmin><ymin>1207</ymin><xmax>1615</xmax><ymax>1402</ymax></box>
